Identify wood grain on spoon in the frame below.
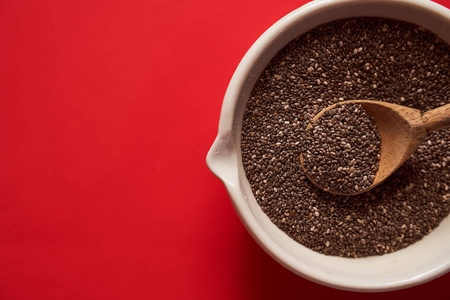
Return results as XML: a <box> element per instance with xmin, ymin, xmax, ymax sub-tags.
<box><xmin>300</xmin><ymin>100</ymin><xmax>450</xmax><ymax>195</ymax></box>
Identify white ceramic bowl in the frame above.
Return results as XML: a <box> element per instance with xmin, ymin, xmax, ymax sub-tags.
<box><xmin>206</xmin><ymin>0</ymin><xmax>450</xmax><ymax>292</ymax></box>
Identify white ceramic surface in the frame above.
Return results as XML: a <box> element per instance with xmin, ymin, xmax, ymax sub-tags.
<box><xmin>206</xmin><ymin>0</ymin><xmax>450</xmax><ymax>292</ymax></box>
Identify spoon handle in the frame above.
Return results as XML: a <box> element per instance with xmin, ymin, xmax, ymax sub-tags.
<box><xmin>422</xmin><ymin>103</ymin><xmax>450</xmax><ymax>134</ymax></box>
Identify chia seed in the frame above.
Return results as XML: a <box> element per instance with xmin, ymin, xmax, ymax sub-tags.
<box><xmin>302</xmin><ymin>103</ymin><xmax>381</xmax><ymax>194</ymax></box>
<box><xmin>241</xmin><ymin>17</ymin><xmax>450</xmax><ymax>258</ymax></box>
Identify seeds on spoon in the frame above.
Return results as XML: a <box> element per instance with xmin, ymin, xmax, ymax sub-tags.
<box><xmin>302</xmin><ymin>103</ymin><xmax>381</xmax><ymax>194</ymax></box>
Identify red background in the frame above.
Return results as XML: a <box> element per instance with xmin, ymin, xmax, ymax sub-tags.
<box><xmin>0</xmin><ymin>0</ymin><xmax>449</xmax><ymax>299</ymax></box>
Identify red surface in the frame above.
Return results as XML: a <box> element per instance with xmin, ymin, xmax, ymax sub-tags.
<box><xmin>0</xmin><ymin>0</ymin><xmax>449</xmax><ymax>299</ymax></box>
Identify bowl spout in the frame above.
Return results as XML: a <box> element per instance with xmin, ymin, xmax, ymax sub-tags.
<box><xmin>206</xmin><ymin>133</ymin><xmax>239</xmax><ymax>188</ymax></box>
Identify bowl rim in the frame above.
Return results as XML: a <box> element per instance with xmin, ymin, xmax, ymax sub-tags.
<box><xmin>207</xmin><ymin>0</ymin><xmax>450</xmax><ymax>292</ymax></box>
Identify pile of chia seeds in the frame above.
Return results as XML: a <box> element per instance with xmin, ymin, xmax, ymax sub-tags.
<box><xmin>302</xmin><ymin>103</ymin><xmax>381</xmax><ymax>194</ymax></box>
<box><xmin>241</xmin><ymin>17</ymin><xmax>450</xmax><ymax>258</ymax></box>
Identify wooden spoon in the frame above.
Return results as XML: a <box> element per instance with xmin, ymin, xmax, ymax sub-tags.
<box><xmin>299</xmin><ymin>100</ymin><xmax>450</xmax><ymax>195</ymax></box>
